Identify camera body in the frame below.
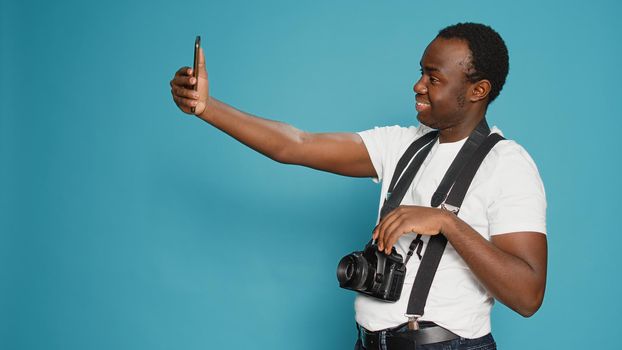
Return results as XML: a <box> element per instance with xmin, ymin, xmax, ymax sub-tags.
<box><xmin>337</xmin><ymin>240</ymin><xmax>406</xmax><ymax>302</ymax></box>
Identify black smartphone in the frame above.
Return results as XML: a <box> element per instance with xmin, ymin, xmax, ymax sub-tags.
<box><xmin>191</xmin><ymin>35</ymin><xmax>201</xmax><ymax>113</ymax></box>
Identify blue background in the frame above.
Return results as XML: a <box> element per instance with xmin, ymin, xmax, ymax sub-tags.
<box><xmin>1</xmin><ymin>0</ymin><xmax>621</xmax><ymax>349</ymax></box>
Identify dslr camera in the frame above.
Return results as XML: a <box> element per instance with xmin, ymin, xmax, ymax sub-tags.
<box><xmin>336</xmin><ymin>240</ymin><xmax>406</xmax><ymax>302</ymax></box>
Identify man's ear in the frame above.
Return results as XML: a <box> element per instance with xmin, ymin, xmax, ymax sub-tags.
<box><xmin>470</xmin><ymin>79</ymin><xmax>491</xmax><ymax>102</ymax></box>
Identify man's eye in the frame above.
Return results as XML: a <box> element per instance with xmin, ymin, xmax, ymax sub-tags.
<box><xmin>430</xmin><ymin>76</ymin><xmax>439</xmax><ymax>83</ymax></box>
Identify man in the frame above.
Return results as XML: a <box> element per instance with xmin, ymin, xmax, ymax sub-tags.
<box><xmin>170</xmin><ymin>23</ymin><xmax>547</xmax><ymax>350</ymax></box>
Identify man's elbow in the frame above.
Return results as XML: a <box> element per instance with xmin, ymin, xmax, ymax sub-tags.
<box><xmin>516</xmin><ymin>304</ymin><xmax>540</xmax><ymax>318</ymax></box>
<box><xmin>271</xmin><ymin>131</ymin><xmax>308</xmax><ymax>165</ymax></box>
<box><xmin>272</xmin><ymin>145</ymin><xmax>299</xmax><ymax>165</ymax></box>
<box><xmin>514</xmin><ymin>289</ymin><xmax>545</xmax><ymax>318</ymax></box>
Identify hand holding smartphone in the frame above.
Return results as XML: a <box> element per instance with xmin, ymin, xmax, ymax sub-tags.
<box><xmin>191</xmin><ymin>35</ymin><xmax>201</xmax><ymax>113</ymax></box>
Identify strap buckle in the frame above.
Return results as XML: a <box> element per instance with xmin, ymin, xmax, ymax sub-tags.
<box><xmin>405</xmin><ymin>314</ymin><xmax>422</xmax><ymax>330</ymax></box>
<box><xmin>440</xmin><ymin>202</ymin><xmax>460</xmax><ymax>215</ymax></box>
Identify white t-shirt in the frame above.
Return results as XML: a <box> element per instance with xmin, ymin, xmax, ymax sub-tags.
<box><xmin>355</xmin><ymin>124</ymin><xmax>547</xmax><ymax>338</ymax></box>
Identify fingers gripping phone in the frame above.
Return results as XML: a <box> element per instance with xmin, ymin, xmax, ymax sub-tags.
<box><xmin>191</xmin><ymin>35</ymin><xmax>201</xmax><ymax>113</ymax></box>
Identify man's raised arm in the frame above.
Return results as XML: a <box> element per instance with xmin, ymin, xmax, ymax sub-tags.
<box><xmin>170</xmin><ymin>48</ymin><xmax>376</xmax><ymax>178</ymax></box>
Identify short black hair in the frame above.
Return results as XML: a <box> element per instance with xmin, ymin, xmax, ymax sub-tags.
<box><xmin>437</xmin><ymin>22</ymin><xmax>509</xmax><ymax>104</ymax></box>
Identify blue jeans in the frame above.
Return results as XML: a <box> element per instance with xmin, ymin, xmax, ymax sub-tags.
<box><xmin>354</xmin><ymin>326</ymin><xmax>496</xmax><ymax>350</ymax></box>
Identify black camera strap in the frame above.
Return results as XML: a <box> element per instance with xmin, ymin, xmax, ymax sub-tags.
<box><xmin>380</xmin><ymin>130</ymin><xmax>439</xmax><ymax>219</ymax></box>
<box><xmin>377</xmin><ymin>118</ymin><xmax>504</xmax><ymax>330</ymax></box>
<box><xmin>405</xmin><ymin>126</ymin><xmax>504</xmax><ymax>330</ymax></box>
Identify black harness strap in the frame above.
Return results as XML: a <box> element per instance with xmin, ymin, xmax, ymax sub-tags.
<box><xmin>429</xmin><ymin>120</ymin><xmax>491</xmax><ymax>208</ymax></box>
<box><xmin>387</xmin><ymin>130</ymin><xmax>439</xmax><ymax>196</ymax></box>
<box><xmin>380</xmin><ymin>132</ymin><xmax>438</xmax><ymax>219</ymax></box>
<box><xmin>376</xmin><ymin>119</ymin><xmax>505</xmax><ymax>330</ymax></box>
<box><xmin>374</xmin><ymin>119</ymin><xmax>505</xmax><ymax>326</ymax></box>
<box><xmin>444</xmin><ymin>133</ymin><xmax>505</xmax><ymax>209</ymax></box>
<box><xmin>405</xmin><ymin>130</ymin><xmax>505</xmax><ymax>322</ymax></box>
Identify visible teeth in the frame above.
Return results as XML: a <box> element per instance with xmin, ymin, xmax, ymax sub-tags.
<box><xmin>417</xmin><ymin>102</ymin><xmax>430</xmax><ymax>106</ymax></box>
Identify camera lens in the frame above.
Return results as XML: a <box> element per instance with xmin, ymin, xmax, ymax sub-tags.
<box><xmin>345</xmin><ymin>263</ymin><xmax>354</xmax><ymax>279</ymax></box>
<box><xmin>337</xmin><ymin>253</ymin><xmax>368</xmax><ymax>290</ymax></box>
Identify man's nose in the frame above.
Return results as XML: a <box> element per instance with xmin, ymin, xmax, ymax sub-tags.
<box><xmin>413</xmin><ymin>78</ymin><xmax>427</xmax><ymax>95</ymax></box>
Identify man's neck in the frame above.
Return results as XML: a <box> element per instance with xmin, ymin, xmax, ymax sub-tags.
<box><xmin>438</xmin><ymin>109</ymin><xmax>487</xmax><ymax>143</ymax></box>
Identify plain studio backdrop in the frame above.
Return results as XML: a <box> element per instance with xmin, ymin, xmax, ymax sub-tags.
<box><xmin>1</xmin><ymin>0</ymin><xmax>621</xmax><ymax>349</ymax></box>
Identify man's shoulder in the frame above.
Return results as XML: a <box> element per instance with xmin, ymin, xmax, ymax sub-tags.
<box><xmin>489</xmin><ymin>128</ymin><xmax>538</xmax><ymax>163</ymax></box>
<box><xmin>356</xmin><ymin>124</ymin><xmax>433</xmax><ymax>182</ymax></box>
<box><xmin>485</xmin><ymin>127</ymin><xmax>543</xmax><ymax>183</ymax></box>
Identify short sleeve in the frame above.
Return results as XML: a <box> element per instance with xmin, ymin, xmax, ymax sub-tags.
<box><xmin>487</xmin><ymin>141</ymin><xmax>547</xmax><ymax>235</ymax></box>
<box><xmin>357</xmin><ymin>125</ymin><xmax>426</xmax><ymax>183</ymax></box>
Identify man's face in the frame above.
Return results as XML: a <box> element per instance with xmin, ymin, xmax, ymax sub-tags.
<box><xmin>413</xmin><ymin>37</ymin><xmax>474</xmax><ymax>130</ymax></box>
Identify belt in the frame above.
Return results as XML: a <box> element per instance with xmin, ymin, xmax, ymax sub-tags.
<box><xmin>358</xmin><ymin>322</ymin><xmax>459</xmax><ymax>350</ymax></box>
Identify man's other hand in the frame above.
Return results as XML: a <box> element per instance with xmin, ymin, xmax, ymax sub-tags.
<box><xmin>372</xmin><ymin>206</ymin><xmax>446</xmax><ymax>255</ymax></box>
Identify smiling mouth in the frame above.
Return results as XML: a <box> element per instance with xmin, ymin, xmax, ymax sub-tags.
<box><xmin>415</xmin><ymin>100</ymin><xmax>430</xmax><ymax>112</ymax></box>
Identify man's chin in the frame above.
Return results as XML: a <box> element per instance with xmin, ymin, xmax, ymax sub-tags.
<box><xmin>416</xmin><ymin>114</ymin><xmax>433</xmax><ymax>128</ymax></box>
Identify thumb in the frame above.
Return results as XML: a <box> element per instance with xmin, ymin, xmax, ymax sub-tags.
<box><xmin>198</xmin><ymin>47</ymin><xmax>207</xmax><ymax>78</ymax></box>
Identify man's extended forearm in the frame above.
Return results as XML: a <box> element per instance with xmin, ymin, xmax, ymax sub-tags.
<box><xmin>197</xmin><ymin>97</ymin><xmax>304</xmax><ymax>163</ymax></box>
<box><xmin>440</xmin><ymin>211</ymin><xmax>547</xmax><ymax>317</ymax></box>
<box><xmin>194</xmin><ymin>98</ymin><xmax>376</xmax><ymax>177</ymax></box>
